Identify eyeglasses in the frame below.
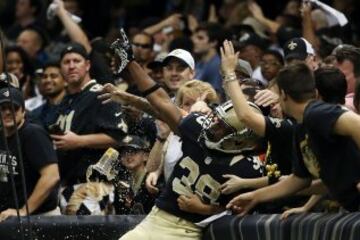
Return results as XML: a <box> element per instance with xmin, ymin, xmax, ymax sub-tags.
<box><xmin>132</xmin><ymin>43</ymin><xmax>152</xmax><ymax>49</ymax></box>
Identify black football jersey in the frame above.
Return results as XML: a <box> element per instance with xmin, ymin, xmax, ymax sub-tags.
<box><xmin>54</xmin><ymin>80</ymin><xmax>128</xmax><ymax>185</ymax></box>
<box><xmin>156</xmin><ymin>113</ymin><xmax>264</xmax><ymax>223</ymax></box>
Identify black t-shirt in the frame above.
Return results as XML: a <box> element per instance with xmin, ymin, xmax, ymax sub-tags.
<box><xmin>264</xmin><ymin>117</ymin><xmax>296</xmax><ymax>175</ymax></box>
<box><xmin>262</xmin><ymin>117</ymin><xmax>308</xmax><ymax>212</ymax></box>
<box><xmin>53</xmin><ymin>80</ymin><xmax>128</xmax><ymax>186</ymax></box>
<box><xmin>156</xmin><ymin>113</ymin><xmax>264</xmax><ymax>223</ymax></box>
<box><xmin>0</xmin><ymin>121</ymin><xmax>59</xmax><ymax>214</ymax></box>
<box><xmin>293</xmin><ymin>101</ymin><xmax>360</xmax><ymax>211</ymax></box>
<box><xmin>30</xmin><ymin>101</ymin><xmax>61</xmax><ymax>130</ymax></box>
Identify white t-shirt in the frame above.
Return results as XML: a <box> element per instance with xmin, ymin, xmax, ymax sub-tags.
<box><xmin>163</xmin><ymin>132</ymin><xmax>183</xmax><ymax>182</ymax></box>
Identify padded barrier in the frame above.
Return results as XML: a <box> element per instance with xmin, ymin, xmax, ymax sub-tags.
<box><xmin>0</xmin><ymin>213</ymin><xmax>359</xmax><ymax>240</ymax></box>
<box><xmin>203</xmin><ymin>212</ymin><xmax>360</xmax><ymax>240</ymax></box>
<box><xmin>0</xmin><ymin>215</ymin><xmax>145</xmax><ymax>240</ymax></box>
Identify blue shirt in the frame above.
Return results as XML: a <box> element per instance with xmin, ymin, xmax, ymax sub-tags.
<box><xmin>195</xmin><ymin>54</ymin><xmax>223</xmax><ymax>94</ymax></box>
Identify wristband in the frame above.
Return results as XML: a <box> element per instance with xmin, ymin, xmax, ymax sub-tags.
<box><xmin>223</xmin><ymin>73</ymin><xmax>237</xmax><ymax>84</ymax></box>
<box><xmin>141</xmin><ymin>83</ymin><xmax>161</xmax><ymax>97</ymax></box>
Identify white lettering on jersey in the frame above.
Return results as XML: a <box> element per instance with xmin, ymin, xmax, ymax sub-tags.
<box><xmin>57</xmin><ymin>110</ymin><xmax>75</xmax><ymax>132</ymax></box>
<box><xmin>117</xmin><ymin>118</ymin><xmax>128</xmax><ymax>133</ymax></box>
<box><xmin>172</xmin><ymin>157</ymin><xmax>221</xmax><ymax>205</ymax></box>
<box><xmin>89</xmin><ymin>83</ymin><xmax>103</xmax><ymax>92</ymax></box>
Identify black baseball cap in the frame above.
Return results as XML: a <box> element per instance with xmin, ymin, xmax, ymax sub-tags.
<box><xmin>147</xmin><ymin>52</ymin><xmax>167</xmax><ymax>70</ymax></box>
<box><xmin>236</xmin><ymin>32</ymin><xmax>268</xmax><ymax>50</ymax></box>
<box><xmin>60</xmin><ymin>42</ymin><xmax>89</xmax><ymax>60</ymax></box>
<box><xmin>0</xmin><ymin>87</ymin><xmax>25</xmax><ymax>108</ymax></box>
<box><xmin>118</xmin><ymin>135</ymin><xmax>150</xmax><ymax>151</ymax></box>
<box><xmin>283</xmin><ymin>37</ymin><xmax>315</xmax><ymax>61</ymax></box>
<box><xmin>276</xmin><ymin>26</ymin><xmax>301</xmax><ymax>48</ymax></box>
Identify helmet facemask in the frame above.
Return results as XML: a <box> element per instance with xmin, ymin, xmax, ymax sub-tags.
<box><xmin>201</xmin><ymin>101</ymin><xmax>263</xmax><ymax>154</ymax></box>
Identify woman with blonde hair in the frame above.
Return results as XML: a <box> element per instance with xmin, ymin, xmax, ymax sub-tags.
<box><xmin>175</xmin><ymin>79</ymin><xmax>219</xmax><ymax>112</ymax></box>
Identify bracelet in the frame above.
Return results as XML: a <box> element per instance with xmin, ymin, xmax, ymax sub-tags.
<box><xmin>141</xmin><ymin>83</ymin><xmax>161</xmax><ymax>97</ymax></box>
<box><xmin>223</xmin><ymin>73</ymin><xmax>238</xmax><ymax>84</ymax></box>
<box><xmin>156</xmin><ymin>136</ymin><xmax>166</xmax><ymax>143</ymax></box>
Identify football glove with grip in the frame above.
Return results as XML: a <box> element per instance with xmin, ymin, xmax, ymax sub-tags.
<box><xmin>110</xmin><ymin>28</ymin><xmax>134</xmax><ymax>75</ymax></box>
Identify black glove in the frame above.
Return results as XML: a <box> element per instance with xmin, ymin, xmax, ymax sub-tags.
<box><xmin>110</xmin><ymin>28</ymin><xmax>134</xmax><ymax>76</ymax></box>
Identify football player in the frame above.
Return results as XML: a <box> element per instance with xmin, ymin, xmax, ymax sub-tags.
<box><xmin>102</xmin><ymin>30</ymin><xmax>266</xmax><ymax>240</ymax></box>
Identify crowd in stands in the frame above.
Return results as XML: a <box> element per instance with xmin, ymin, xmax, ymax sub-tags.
<box><xmin>0</xmin><ymin>0</ymin><xmax>360</xmax><ymax>239</ymax></box>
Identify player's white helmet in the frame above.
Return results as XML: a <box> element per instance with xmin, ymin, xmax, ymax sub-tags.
<box><xmin>201</xmin><ymin>100</ymin><xmax>264</xmax><ymax>154</ymax></box>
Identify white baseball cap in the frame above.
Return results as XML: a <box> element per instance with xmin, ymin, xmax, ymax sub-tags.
<box><xmin>163</xmin><ymin>49</ymin><xmax>195</xmax><ymax>70</ymax></box>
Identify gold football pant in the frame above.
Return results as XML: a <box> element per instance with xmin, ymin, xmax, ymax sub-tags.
<box><xmin>119</xmin><ymin>206</ymin><xmax>202</xmax><ymax>240</ymax></box>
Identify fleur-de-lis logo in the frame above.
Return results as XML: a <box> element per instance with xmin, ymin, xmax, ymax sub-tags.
<box><xmin>288</xmin><ymin>41</ymin><xmax>297</xmax><ymax>50</ymax></box>
<box><xmin>239</xmin><ymin>33</ymin><xmax>250</xmax><ymax>42</ymax></box>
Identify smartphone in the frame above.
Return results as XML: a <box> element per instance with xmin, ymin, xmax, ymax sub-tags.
<box><xmin>48</xmin><ymin>124</ymin><xmax>64</xmax><ymax>135</ymax></box>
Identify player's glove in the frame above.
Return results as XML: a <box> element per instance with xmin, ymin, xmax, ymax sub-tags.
<box><xmin>110</xmin><ymin>28</ymin><xmax>134</xmax><ymax>75</ymax></box>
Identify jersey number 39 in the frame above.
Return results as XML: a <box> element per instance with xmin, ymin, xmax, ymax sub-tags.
<box><xmin>172</xmin><ymin>157</ymin><xmax>221</xmax><ymax>205</ymax></box>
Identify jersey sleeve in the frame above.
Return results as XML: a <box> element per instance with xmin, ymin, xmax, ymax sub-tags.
<box><xmin>23</xmin><ymin>125</ymin><xmax>58</xmax><ymax>171</ymax></box>
<box><xmin>178</xmin><ymin>113</ymin><xmax>205</xmax><ymax>143</ymax></box>
<box><xmin>95</xmin><ymin>101</ymin><xmax>128</xmax><ymax>142</ymax></box>
<box><xmin>265</xmin><ymin>117</ymin><xmax>294</xmax><ymax>141</ymax></box>
<box><xmin>304</xmin><ymin>101</ymin><xmax>347</xmax><ymax>139</ymax></box>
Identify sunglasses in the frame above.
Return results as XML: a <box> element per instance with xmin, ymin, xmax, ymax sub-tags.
<box><xmin>132</xmin><ymin>43</ymin><xmax>152</xmax><ymax>49</ymax></box>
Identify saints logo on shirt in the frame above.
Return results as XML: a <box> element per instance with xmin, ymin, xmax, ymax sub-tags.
<box><xmin>300</xmin><ymin>134</ymin><xmax>320</xmax><ymax>178</ymax></box>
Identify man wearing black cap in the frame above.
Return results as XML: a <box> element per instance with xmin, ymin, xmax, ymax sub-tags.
<box><xmin>236</xmin><ymin>32</ymin><xmax>267</xmax><ymax>70</ymax></box>
<box><xmin>236</xmin><ymin>32</ymin><xmax>268</xmax><ymax>85</ymax></box>
<box><xmin>50</xmin><ymin>42</ymin><xmax>128</xmax><ymax>209</ymax></box>
<box><xmin>147</xmin><ymin>53</ymin><xmax>166</xmax><ymax>86</ymax></box>
<box><xmin>0</xmin><ymin>87</ymin><xmax>60</xmax><ymax>221</ymax></box>
<box><xmin>283</xmin><ymin>37</ymin><xmax>318</xmax><ymax>70</ymax></box>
